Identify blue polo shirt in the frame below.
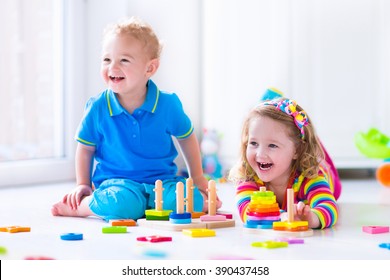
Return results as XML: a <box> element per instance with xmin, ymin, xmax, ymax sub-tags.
<box><xmin>75</xmin><ymin>80</ymin><xmax>194</xmax><ymax>187</ymax></box>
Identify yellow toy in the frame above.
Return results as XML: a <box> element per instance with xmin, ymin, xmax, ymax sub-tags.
<box><xmin>182</xmin><ymin>228</ymin><xmax>216</xmax><ymax>237</ymax></box>
<box><xmin>272</xmin><ymin>189</ymin><xmax>309</xmax><ymax>231</ymax></box>
<box><xmin>251</xmin><ymin>240</ymin><xmax>288</xmax><ymax>249</ymax></box>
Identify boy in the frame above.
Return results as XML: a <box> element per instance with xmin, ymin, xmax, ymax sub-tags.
<box><xmin>52</xmin><ymin>17</ymin><xmax>220</xmax><ymax>220</ymax></box>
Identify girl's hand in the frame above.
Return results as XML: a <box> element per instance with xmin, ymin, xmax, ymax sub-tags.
<box><xmin>62</xmin><ymin>184</ymin><xmax>92</xmax><ymax>210</ymax></box>
<box><xmin>294</xmin><ymin>201</ymin><xmax>320</xmax><ymax>229</ymax></box>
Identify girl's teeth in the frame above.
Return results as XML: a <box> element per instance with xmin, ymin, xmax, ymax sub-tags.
<box><xmin>259</xmin><ymin>163</ymin><xmax>273</xmax><ymax>170</ymax></box>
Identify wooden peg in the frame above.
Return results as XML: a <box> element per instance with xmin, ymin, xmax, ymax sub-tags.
<box><xmin>185</xmin><ymin>178</ymin><xmax>194</xmax><ymax>213</ymax></box>
<box><xmin>287</xmin><ymin>188</ymin><xmax>294</xmax><ymax>223</ymax></box>
<box><xmin>208</xmin><ymin>180</ymin><xmax>217</xmax><ymax>216</ymax></box>
<box><xmin>154</xmin><ymin>180</ymin><xmax>164</xmax><ymax>211</ymax></box>
<box><xmin>176</xmin><ymin>181</ymin><xmax>185</xmax><ymax>214</ymax></box>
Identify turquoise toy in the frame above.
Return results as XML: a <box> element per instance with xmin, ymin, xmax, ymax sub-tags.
<box><xmin>201</xmin><ymin>128</ymin><xmax>223</xmax><ymax>179</ymax></box>
<box><xmin>260</xmin><ymin>87</ymin><xmax>283</xmax><ymax>101</ymax></box>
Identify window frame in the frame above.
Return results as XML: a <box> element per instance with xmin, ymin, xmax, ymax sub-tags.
<box><xmin>0</xmin><ymin>0</ymin><xmax>86</xmax><ymax>188</ymax></box>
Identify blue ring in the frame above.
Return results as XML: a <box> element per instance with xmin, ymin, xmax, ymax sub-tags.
<box><xmin>170</xmin><ymin>218</ymin><xmax>192</xmax><ymax>224</ymax></box>
<box><xmin>169</xmin><ymin>212</ymin><xmax>191</xmax><ymax>219</ymax></box>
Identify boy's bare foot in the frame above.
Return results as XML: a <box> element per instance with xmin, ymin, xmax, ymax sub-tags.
<box><xmin>51</xmin><ymin>200</ymin><xmax>92</xmax><ymax>217</ymax></box>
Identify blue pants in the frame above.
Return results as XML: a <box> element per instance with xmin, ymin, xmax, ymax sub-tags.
<box><xmin>88</xmin><ymin>178</ymin><xmax>204</xmax><ymax>221</ymax></box>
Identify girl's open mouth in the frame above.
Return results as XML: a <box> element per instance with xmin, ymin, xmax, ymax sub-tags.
<box><xmin>258</xmin><ymin>162</ymin><xmax>273</xmax><ymax>171</ymax></box>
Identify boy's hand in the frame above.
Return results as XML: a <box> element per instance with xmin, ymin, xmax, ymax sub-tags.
<box><xmin>193</xmin><ymin>175</ymin><xmax>223</xmax><ymax>212</ymax></box>
<box><xmin>62</xmin><ymin>184</ymin><xmax>92</xmax><ymax>210</ymax></box>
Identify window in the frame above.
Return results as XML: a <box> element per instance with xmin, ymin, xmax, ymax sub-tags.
<box><xmin>0</xmin><ymin>0</ymin><xmax>81</xmax><ymax>187</ymax></box>
<box><xmin>0</xmin><ymin>0</ymin><xmax>63</xmax><ymax>162</ymax></box>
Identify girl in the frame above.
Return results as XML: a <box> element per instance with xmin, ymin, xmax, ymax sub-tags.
<box><xmin>229</xmin><ymin>96</ymin><xmax>341</xmax><ymax>229</ymax></box>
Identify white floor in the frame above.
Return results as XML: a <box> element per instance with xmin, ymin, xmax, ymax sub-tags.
<box><xmin>1</xmin><ymin>177</ymin><xmax>390</xmax><ymax>260</ymax></box>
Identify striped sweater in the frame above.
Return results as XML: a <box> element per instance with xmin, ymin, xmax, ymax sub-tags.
<box><xmin>235</xmin><ymin>170</ymin><xmax>339</xmax><ymax>229</ymax></box>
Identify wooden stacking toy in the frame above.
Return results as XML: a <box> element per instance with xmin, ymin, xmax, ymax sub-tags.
<box><xmin>138</xmin><ymin>179</ymin><xmax>235</xmax><ymax>231</ymax></box>
<box><xmin>244</xmin><ymin>187</ymin><xmax>281</xmax><ymax>229</ymax></box>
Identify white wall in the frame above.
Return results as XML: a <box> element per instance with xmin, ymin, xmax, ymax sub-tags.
<box><xmin>85</xmin><ymin>0</ymin><xmax>202</xmax><ymax>133</ymax></box>
<box><xmin>202</xmin><ymin>0</ymin><xmax>390</xmax><ymax>169</ymax></box>
<box><xmin>84</xmin><ymin>0</ymin><xmax>390</xmax><ymax>172</ymax></box>
<box><xmin>201</xmin><ymin>0</ymin><xmax>294</xmax><ymax>170</ymax></box>
<box><xmin>289</xmin><ymin>0</ymin><xmax>390</xmax><ymax>167</ymax></box>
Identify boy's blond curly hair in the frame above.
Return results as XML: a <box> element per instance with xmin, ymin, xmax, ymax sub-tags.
<box><xmin>103</xmin><ymin>16</ymin><xmax>162</xmax><ymax>60</ymax></box>
<box><xmin>229</xmin><ymin>98</ymin><xmax>324</xmax><ymax>183</ymax></box>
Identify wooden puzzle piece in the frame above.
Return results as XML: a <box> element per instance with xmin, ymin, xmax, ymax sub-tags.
<box><xmin>190</xmin><ymin>212</ymin><xmax>205</xmax><ymax>218</ymax></box>
<box><xmin>0</xmin><ymin>226</ymin><xmax>31</xmax><ymax>233</ymax></box>
<box><xmin>145</xmin><ymin>209</ymin><xmax>172</xmax><ymax>217</ymax></box>
<box><xmin>182</xmin><ymin>228</ymin><xmax>216</xmax><ymax>237</ymax></box>
<box><xmin>142</xmin><ymin>249</ymin><xmax>168</xmax><ymax>258</ymax></box>
<box><xmin>200</xmin><ymin>214</ymin><xmax>226</xmax><ymax>221</ymax></box>
<box><xmin>362</xmin><ymin>225</ymin><xmax>389</xmax><ymax>234</ymax></box>
<box><xmin>379</xmin><ymin>243</ymin><xmax>390</xmax><ymax>249</ymax></box>
<box><xmin>145</xmin><ymin>215</ymin><xmax>170</xmax><ymax>221</ymax></box>
<box><xmin>24</xmin><ymin>256</ymin><xmax>56</xmax><ymax>260</ymax></box>
<box><xmin>110</xmin><ymin>219</ymin><xmax>137</xmax><ymax>226</ymax></box>
<box><xmin>60</xmin><ymin>233</ymin><xmax>83</xmax><ymax>240</ymax></box>
<box><xmin>216</xmin><ymin>211</ymin><xmax>234</xmax><ymax>219</ymax></box>
<box><xmin>136</xmin><ymin>235</ymin><xmax>172</xmax><ymax>243</ymax></box>
<box><xmin>251</xmin><ymin>240</ymin><xmax>288</xmax><ymax>249</ymax></box>
<box><xmin>275</xmin><ymin>237</ymin><xmax>304</xmax><ymax>244</ymax></box>
<box><xmin>203</xmin><ymin>219</ymin><xmax>235</xmax><ymax>229</ymax></box>
<box><xmin>273</xmin><ymin>220</ymin><xmax>309</xmax><ymax>231</ymax></box>
<box><xmin>102</xmin><ymin>226</ymin><xmax>127</xmax><ymax>233</ymax></box>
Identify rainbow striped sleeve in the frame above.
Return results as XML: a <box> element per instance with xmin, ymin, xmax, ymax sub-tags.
<box><xmin>235</xmin><ymin>181</ymin><xmax>260</xmax><ymax>222</ymax></box>
<box><xmin>298</xmin><ymin>175</ymin><xmax>339</xmax><ymax>229</ymax></box>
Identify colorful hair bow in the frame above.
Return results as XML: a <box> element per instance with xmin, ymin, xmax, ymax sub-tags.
<box><xmin>263</xmin><ymin>99</ymin><xmax>309</xmax><ymax>139</ymax></box>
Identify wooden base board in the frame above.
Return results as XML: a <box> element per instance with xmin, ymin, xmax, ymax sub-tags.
<box><xmin>137</xmin><ymin>218</ymin><xmax>235</xmax><ymax>231</ymax></box>
<box><xmin>243</xmin><ymin>227</ymin><xmax>314</xmax><ymax>237</ymax></box>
